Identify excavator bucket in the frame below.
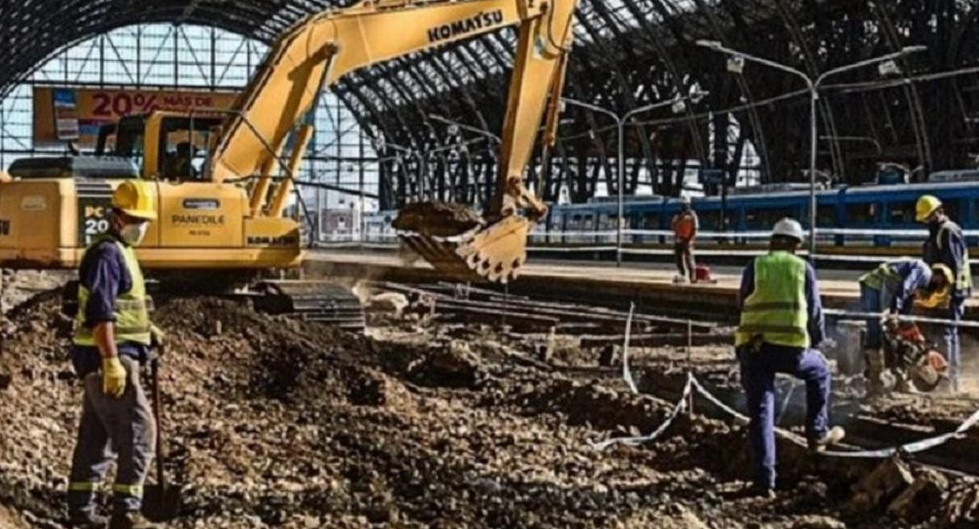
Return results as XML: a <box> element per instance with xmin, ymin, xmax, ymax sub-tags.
<box><xmin>394</xmin><ymin>203</ymin><xmax>530</xmax><ymax>284</ymax></box>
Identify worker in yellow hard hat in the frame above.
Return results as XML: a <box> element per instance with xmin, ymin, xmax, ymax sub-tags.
<box><xmin>68</xmin><ymin>180</ymin><xmax>161</xmax><ymax>529</ymax></box>
<box><xmin>917</xmin><ymin>194</ymin><xmax>972</xmax><ymax>389</ymax></box>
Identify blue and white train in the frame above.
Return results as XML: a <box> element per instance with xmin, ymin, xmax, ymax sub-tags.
<box><xmin>364</xmin><ymin>174</ymin><xmax>979</xmax><ymax>257</ymax></box>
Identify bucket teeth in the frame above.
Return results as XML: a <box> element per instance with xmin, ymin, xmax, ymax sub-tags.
<box><xmin>398</xmin><ymin>216</ymin><xmax>531</xmax><ymax>284</ymax></box>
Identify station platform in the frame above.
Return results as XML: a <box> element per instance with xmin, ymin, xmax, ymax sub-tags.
<box><xmin>304</xmin><ymin>250</ymin><xmax>979</xmax><ymax>322</ymax></box>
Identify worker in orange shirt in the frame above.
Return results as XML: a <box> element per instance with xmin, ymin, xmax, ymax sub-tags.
<box><xmin>671</xmin><ymin>196</ymin><xmax>699</xmax><ymax>283</ymax></box>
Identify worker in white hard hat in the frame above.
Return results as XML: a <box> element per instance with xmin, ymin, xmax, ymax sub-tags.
<box><xmin>734</xmin><ymin>218</ymin><xmax>844</xmax><ymax>498</ymax></box>
<box><xmin>917</xmin><ymin>194</ymin><xmax>972</xmax><ymax>388</ymax></box>
<box><xmin>670</xmin><ymin>196</ymin><xmax>699</xmax><ymax>283</ymax></box>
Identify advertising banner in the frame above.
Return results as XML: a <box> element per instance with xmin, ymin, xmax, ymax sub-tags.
<box><xmin>33</xmin><ymin>86</ymin><xmax>239</xmax><ymax>148</ymax></box>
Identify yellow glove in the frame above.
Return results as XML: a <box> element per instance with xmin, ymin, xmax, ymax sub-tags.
<box><xmin>150</xmin><ymin>324</ymin><xmax>166</xmax><ymax>349</ymax></box>
<box><xmin>101</xmin><ymin>357</ymin><xmax>127</xmax><ymax>398</ymax></box>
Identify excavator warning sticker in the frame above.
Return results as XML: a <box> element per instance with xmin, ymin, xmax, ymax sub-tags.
<box><xmin>78</xmin><ymin>198</ymin><xmax>112</xmax><ymax>245</ymax></box>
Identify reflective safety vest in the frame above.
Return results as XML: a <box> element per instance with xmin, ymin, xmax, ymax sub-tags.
<box><xmin>673</xmin><ymin>212</ymin><xmax>696</xmax><ymax>240</ymax></box>
<box><xmin>735</xmin><ymin>252</ymin><xmax>810</xmax><ymax>349</ymax></box>
<box><xmin>859</xmin><ymin>260</ymin><xmax>905</xmax><ymax>291</ymax></box>
<box><xmin>935</xmin><ymin>220</ymin><xmax>973</xmax><ymax>294</ymax></box>
<box><xmin>73</xmin><ymin>236</ymin><xmax>152</xmax><ymax>347</ymax></box>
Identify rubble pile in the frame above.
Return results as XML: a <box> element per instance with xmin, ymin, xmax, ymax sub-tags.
<box><xmin>0</xmin><ymin>288</ymin><xmax>978</xmax><ymax>528</ymax></box>
<box><xmin>391</xmin><ymin>202</ymin><xmax>483</xmax><ymax>237</ymax></box>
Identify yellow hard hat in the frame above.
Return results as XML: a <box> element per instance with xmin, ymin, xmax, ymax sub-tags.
<box><xmin>917</xmin><ymin>287</ymin><xmax>950</xmax><ymax>309</ymax></box>
<box><xmin>915</xmin><ymin>195</ymin><xmax>942</xmax><ymax>223</ymax></box>
<box><xmin>112</xmin><ymin>180</ymin><xmax>157</xmax><ymax>221</ymax></box>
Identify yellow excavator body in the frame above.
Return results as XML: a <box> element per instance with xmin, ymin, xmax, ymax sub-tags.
<box><xmin>0</xmin><ymin>0</ymin><xmax>579</xmax><ymax>285</ymax></box>
<box><xmin>0</xmin><ymin>111</ymin><xmax>303</xmax><ymax>271</ymax></box>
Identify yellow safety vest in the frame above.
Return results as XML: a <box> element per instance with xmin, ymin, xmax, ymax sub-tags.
<box><xmin>73</xmin><ymin>235</ymin><xmax>152</xmax><ymax>346</ymax></box>
<box><xmin>735</xmin><ymin>252</ymin><xmax>810</xmax><ymax>349</ymax></box>
<box><xmin>936</xmin><ymin>221</ymin><xmax>973</xmax><ymax>293</ymax></box>
<box><xmin>859</xmin><ymin>260</ymin><xmax>904</xmax><ymax>291</ymax></box>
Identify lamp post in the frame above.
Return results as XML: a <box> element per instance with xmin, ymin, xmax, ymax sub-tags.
<box><xmin>429</xmin><ymin>114</ymin><xmax>502</xmax><ymax>205</ymax></box>
<box><xmin>429</xmin><ymin>114</ymin><xmax>502</xmax><ymax>144</ymax></box>
<box><xmin>561</xmin><ymin>91</ymin><xmax>709</xmax><ymax>267</ymax></box>
<box><xmin>696</xmin><ymin>40</ymin><xmax>926</xmax><ymax>259</ymax></box>
<box><xmin>375</xmin><ymin>139</ymin><xmax>427</xmax><ymax>200</ymax></box>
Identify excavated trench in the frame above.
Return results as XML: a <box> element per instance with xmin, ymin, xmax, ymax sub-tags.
<box><xmin>0</xmin><ymin>275</ymin><xmax>978</xmax><ymax>528</ymax></box>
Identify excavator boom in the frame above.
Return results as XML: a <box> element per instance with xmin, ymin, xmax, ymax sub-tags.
<box><xmin>209</xmin><ymin>0</ymin><xmax>579</xmax><ymax>283</ymax></box>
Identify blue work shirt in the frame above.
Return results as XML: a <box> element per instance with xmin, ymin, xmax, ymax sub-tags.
<box><xmin>923</xmin><ymin>219</ymin><xmax>971</xmax><ymax>298</ymax></box>
<box><xmin>738</xmin><ymin>256</ymin><xmax>826</xmax><ymax>348</ymax></box>
<box><xmin>877</xmin><ymin>259</ymin><xmax>932</xmax><ymax>314</ymax></box>
<box><xmin>71</xmin><ymin>233</ymin><xmax>151</xmax><ymax>378</ymax></box>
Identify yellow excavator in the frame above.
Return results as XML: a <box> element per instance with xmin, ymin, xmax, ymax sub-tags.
<box><xmin>0</xmin><ymin>0</ymin><xmax>578</xmax><ymax>324</ymax></box>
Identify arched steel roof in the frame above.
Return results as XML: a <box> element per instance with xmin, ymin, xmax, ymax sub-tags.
<box><xmin>3</xmin><ymin>1</ymin><xmax>979</xmax><ymax>208</ymax></box>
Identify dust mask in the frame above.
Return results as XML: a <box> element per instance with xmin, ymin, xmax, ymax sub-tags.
<box><xmin>120</xmin><ymin>221</ymin><xmax>149</xmax><ymax>246</ymax></box>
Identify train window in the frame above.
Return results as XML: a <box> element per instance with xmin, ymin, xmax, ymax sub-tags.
<box><xmin>699</xmin><ymin>211</ymin><xmax>720</xmax><ymax>231</ymax></box>
<box><xmin>745</xmin><ymin>208</ymin><xmax>795</xmax><ymax>229</ymax></box>
<box><xmin>846</xmin><ymin>203</ymin><xmax>876</xmax><ymax>224</ymax></box>
<box><xmin>945</xmin><ymin>200</ymin><xmax>961</xmax><ymax>221</ymax></box>
<box><xmin>887</xmin><ymin>201</ymin><xmax>916</xmax><ymax>224</ymax></box>
<box><xmin>817</xmin><ymin>206</ymin><xmax>836</xmax><ymax>227</ymax></box>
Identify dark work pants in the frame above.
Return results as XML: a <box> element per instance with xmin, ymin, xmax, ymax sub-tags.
<box><xmin>946</xmin><ymin>295</ymin><xmax>966</xmax><ymax>378</ymax></box>
<box><xmin>68</xmin><ymin>356</ymin><xmax>156</xmax><ymax>515</ymax></box>
<box><xmin>737</xmin><ymin>344</ymin><xmax>831</xmax><ymax>489</ymax></box>
<box><xmin>858</xmin><ymin>284</ymin><xmax>896</xmax><ymax>350</ymax></box>
<box><xmin>674</xmin><ymin>239</ymin><xmax>695</xmax><ymax>281</ymax></box>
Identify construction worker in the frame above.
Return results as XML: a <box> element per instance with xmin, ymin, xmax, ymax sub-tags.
<box><xmin>68</xmin><ymin>181</ymin><xmax>160</xmax><ymax>529</ymax></box>
<box><xmin>859</xmin><ymin>259</ymin><xmax>952</xmax><ymax>392</ymax></box>
<box><xmin>735</xmin><ymin>218</ymin><xmax>845</xmax><ymax>498</ymax></box>
<box><xmin>917</xmin><ymin>195</ymin><xmax>972</xmax><ymax>386</ymax></box>
<box><xmin>163</xmin><ymin>141</ymin><xmax>197</xmax><ymax>180</ymax></box>
<box><xmin>671</xmin><ymin>196</ymin><xmax>699</xmax><ymax>283</ymax></box>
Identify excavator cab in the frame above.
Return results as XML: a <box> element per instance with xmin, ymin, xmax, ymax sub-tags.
<box><xmin>96</xmin><ymin>114</ymin><xmax>223</xmax><ymax>182</ymax></box>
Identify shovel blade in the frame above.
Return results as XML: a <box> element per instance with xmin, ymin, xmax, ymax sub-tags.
<box><xmin>143</xmin><ymin>484</ymin><xmax>182</xmax><ymax>522</ymax></box>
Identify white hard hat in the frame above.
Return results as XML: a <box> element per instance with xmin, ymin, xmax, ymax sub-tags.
<box><xmin>772</xmin><ymin>217</ymin><xmax>805</xmax><ymax>242</ymax></box>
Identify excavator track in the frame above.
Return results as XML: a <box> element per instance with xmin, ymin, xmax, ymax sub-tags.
<box><xmin>251</xmin><ymin>280</ymin><xmax>365</xmax><ymax>330</ymax></box>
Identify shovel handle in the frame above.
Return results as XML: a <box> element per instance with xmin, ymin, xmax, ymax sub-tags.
<box><xmin>151</xmin><ymin>355</ymin><xmax>166</xmax><ymax>491</ymax></box>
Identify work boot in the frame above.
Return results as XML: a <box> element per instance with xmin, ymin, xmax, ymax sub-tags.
<box><xmin>108</xmin><ymin>512</ymin><xmax>158</xmax><ymax>529</ymax></box>
<box><xmin>808</xmin><ymin>426</ymin><xmax>846</xmax><ymax>453</ymax></box>
<box><xmin>740</xmin><ymin>483</ymin><xmax>777</xmax><ymax>500</ymax></box>
<box><xmin>68</xmin><ymin>510</ymin><xmax>109</xmax><ymax>529</ymax></box>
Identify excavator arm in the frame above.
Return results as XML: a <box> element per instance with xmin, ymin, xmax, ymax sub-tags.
<box><xmin>207</xmin><ymin>0</ymin><xmax>578</xmax><ymax>283</ymax></box>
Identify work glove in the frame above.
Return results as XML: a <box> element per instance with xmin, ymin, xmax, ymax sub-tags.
<box><xmin>101</xmin><ymin>356</ymin><xmax>127</xmax><ymax>398</ymax></box>
<box><xmin>880</xmin><ymin>311</ymin><xmax>900</xmax><ymax>329</ymax></box>
<box><xmin>150</xmin><ymin>324</ymin><xmax>166</xmax><ymax>349</ymax></box>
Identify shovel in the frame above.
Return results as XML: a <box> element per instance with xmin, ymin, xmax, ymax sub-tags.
<box><xmin>143</xmin><ymin>351</ymin><xmax>182</xmax><ymax>520</ymax></box>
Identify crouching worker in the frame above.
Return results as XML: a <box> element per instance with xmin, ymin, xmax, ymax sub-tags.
<box><xmin>68</xmin><ymin>181</ymin><xmax>160</xmax><ymax>529</ymax></box>
<box><xmin>858</xmin><ymin>259</ymin><xmax>952</xmax><ymax>393</ymax></box>
<box><xmin>735</xmin><ymin>218</ymin><xmax>845</xmax><ymax>498</ymax></box>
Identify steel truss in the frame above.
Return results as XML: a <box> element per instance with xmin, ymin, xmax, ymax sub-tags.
<box><xmin>2</xmin><ymin>1</ymin><xmax>979</xmax><ymax>210</ymax></box>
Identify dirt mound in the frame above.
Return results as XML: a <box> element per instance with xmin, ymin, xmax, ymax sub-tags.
<box><xmin>3</xmin><ymin>286</ymin><xmax>978</xmax><ymax>528</ymax></box>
